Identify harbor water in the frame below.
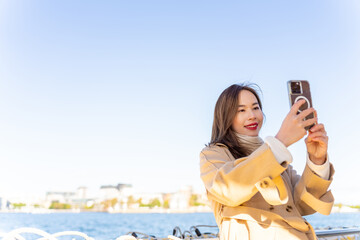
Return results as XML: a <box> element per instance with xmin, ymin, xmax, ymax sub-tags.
<box><xmin>0</xmin><ymin>212</ymin><xmax>359</xmax><ymax>239</ymax></box>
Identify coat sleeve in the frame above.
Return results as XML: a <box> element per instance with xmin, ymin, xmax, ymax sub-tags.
<box><xmin>287</xmin><ymin>163</ymin><xmax>335</xmax><ymax>216</ymax></box>
<box><xmin>200</xmin><ymin>144</ymin><xmax>290</xmax><ymax>207</ymax></box>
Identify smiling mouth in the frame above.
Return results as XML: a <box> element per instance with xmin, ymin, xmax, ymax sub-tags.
<box><xmin>245</xmin><ymin>123</ymin><xmax>258</xmax><ymax>130</ymax></box>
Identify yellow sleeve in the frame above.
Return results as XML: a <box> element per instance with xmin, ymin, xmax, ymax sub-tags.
<box><xmin>293</xmin><ymin>164</ymin><xmax>335</xmax><ymax>215</ymax></box>
<box><xmin>200</xmin><ymin>144</ymin><xmax>289</xmax><ymax>207</ymax></box>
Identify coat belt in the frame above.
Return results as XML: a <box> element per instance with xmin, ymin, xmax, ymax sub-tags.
<box><xmin>221</xmin><ymin>205</ymin><xmax>312</xmax><ymax>233</ymax></box>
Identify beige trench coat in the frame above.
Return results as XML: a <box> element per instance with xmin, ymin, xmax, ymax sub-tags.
<box><xmin>200</xmin><ymin>143</ymin><xmax>334</xmax><ymax>240</ymax></box>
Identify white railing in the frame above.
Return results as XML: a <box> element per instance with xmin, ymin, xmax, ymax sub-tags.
<box><xmin>0</xmin><ymin>228</ymin><xmax>94</xmax><ymax>240</ymax></box>
<box><xmin>0</xmin><ymin>227</ymin><xmax>359</xmax><ymax>240</ymax></box>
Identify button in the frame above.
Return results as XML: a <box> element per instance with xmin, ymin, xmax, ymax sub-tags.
<box><xmin>286</xmin><ymin>206</ymin><xmax>293</xmax><ymax>212</ymax></box>
<box><xmin>260</xmin><ymin>180</ymin><xmax>269</xmax><ymax>188</ymax></box>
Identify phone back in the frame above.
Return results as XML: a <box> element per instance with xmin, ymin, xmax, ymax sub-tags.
<box><xmin>287</xmin><ymin>80</ymin><xmax>314</xmax><ymax>130</ymax></box>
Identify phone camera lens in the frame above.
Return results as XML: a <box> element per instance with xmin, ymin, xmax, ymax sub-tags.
<box><xmin>291</xmin><ymin>82</ymin><xmax>301</xmax><ymax>94</ymax></box>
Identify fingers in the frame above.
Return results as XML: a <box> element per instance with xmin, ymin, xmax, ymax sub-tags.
<box><xmin>290</xmin><ymin>99</ymin><xmax>307</xmax><ymax>114</ymax></box>
<box><xmin>306</xmin><ymin>131</ymin><xmax>329</xmax><ymax>140</ymax></box>
<box><xmin>302</xmin><ymin>117</ymin><xmax>318</xmax><ymax>129</ymax></box>
<box><xmin>307</xmin><ymin>131</ymin><xmax>328</xmax><ymax>140</ymax></box>
<box><xmin>306</xmin><ymin>136</ymin><xmax>328</xmax><ymax>145</ymax></box>
<box><xmin>297</xmin><ymin>107</ymin><xmax>316</xmax><ymax>120</ymax></box>
<box><xmin>309</xmin><ymin>123</ymin><xmax>326</xmax><ymax>133</ymax></box>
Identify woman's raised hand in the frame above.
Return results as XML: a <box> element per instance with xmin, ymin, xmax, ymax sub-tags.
<box><xmin>275</xmin><ymin>99</ymin><xmax>318</xmax><ymax>147</ymax></box>
<box><xmin>305</xmin><ymin>122</ymin><xmax>328</xmax><ymax>165</ymax></box>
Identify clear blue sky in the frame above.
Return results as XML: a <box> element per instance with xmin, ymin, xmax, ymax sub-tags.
<box><xmin>0</xmin><ymin>0</ymin><xmax>359</xmax><ymax>204</ymax></box>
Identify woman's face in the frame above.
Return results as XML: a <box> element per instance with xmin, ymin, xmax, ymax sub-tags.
<box><xmin>232</xmin><ymin>90</ymin><xmax>263</xmax><ymax>136</ymax></box>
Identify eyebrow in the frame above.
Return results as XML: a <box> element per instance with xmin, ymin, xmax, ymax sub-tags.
<box><xmin>238</xmin><ymin>103</ymin><xmax>259</xmax><ymax>107</ymax></box>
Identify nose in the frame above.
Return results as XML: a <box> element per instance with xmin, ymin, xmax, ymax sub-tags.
<box><xmin>248</xmin><ymin>110</ymin><xmax>256</xmax><ymax>120</ymax></box>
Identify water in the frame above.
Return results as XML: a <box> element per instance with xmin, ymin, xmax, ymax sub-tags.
<box><xmin>0</xmin><ymin>212</ymin><xmax>359</xmax><ymax>239</ymax></box>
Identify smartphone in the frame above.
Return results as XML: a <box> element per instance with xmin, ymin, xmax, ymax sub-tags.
<box><xmin>287</xmin><ymin>80</ymin><xmax>315</xmax><ymax>131</ymax></box>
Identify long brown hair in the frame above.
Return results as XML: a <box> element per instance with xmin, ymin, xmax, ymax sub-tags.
<box><xmin>209</xmin><ymin>83</ymin><xmax>263</xmax><ymax>159</ymax></box>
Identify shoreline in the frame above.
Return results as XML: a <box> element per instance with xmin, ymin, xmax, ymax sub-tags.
<box><xmin>2</xmin><ymin>206</ymin><xmax>359</xmax><ymax>214</ymax></box>
<box><xmin>0</xmin><ymin>207</ymin><xmax>213</xmax><ymax>214</ymax></box>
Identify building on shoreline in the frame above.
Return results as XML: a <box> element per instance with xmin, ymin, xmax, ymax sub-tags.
<box><xmin>0</xmin><ymin>197</ymin><xmax>10</xmax><ymax>210</ymax></box>
<box><xmin>3</xmin><ymin>183</ymin><xmax>211</xmax><ymax>213</ymax></box>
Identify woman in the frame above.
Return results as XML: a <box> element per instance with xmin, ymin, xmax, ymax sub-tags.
<box><xmin>200</xmin><ymin>83</ymin><xmax>334</xmax><ymax>240</ymax></box>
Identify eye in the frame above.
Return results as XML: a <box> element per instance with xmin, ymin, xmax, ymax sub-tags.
<box><xmin>253</xmin><ymin>106</ymin><xmax>260</xmax><ymax>110</ymax></box>
<box><xmin>238</xmin><ymin>109</ymin><xmax>245</xmax><ymax>112</ymax></box>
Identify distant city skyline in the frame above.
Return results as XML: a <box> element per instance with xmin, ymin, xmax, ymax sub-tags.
<box><xmin>0</xmin><ymin>1</ymin><xmax>359</xmax><ymax>205</ymax></box>
<box><xmin>0</xmin><ymin>181</ymin><xmax>209</xmax><ymax>214</ymax></box>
